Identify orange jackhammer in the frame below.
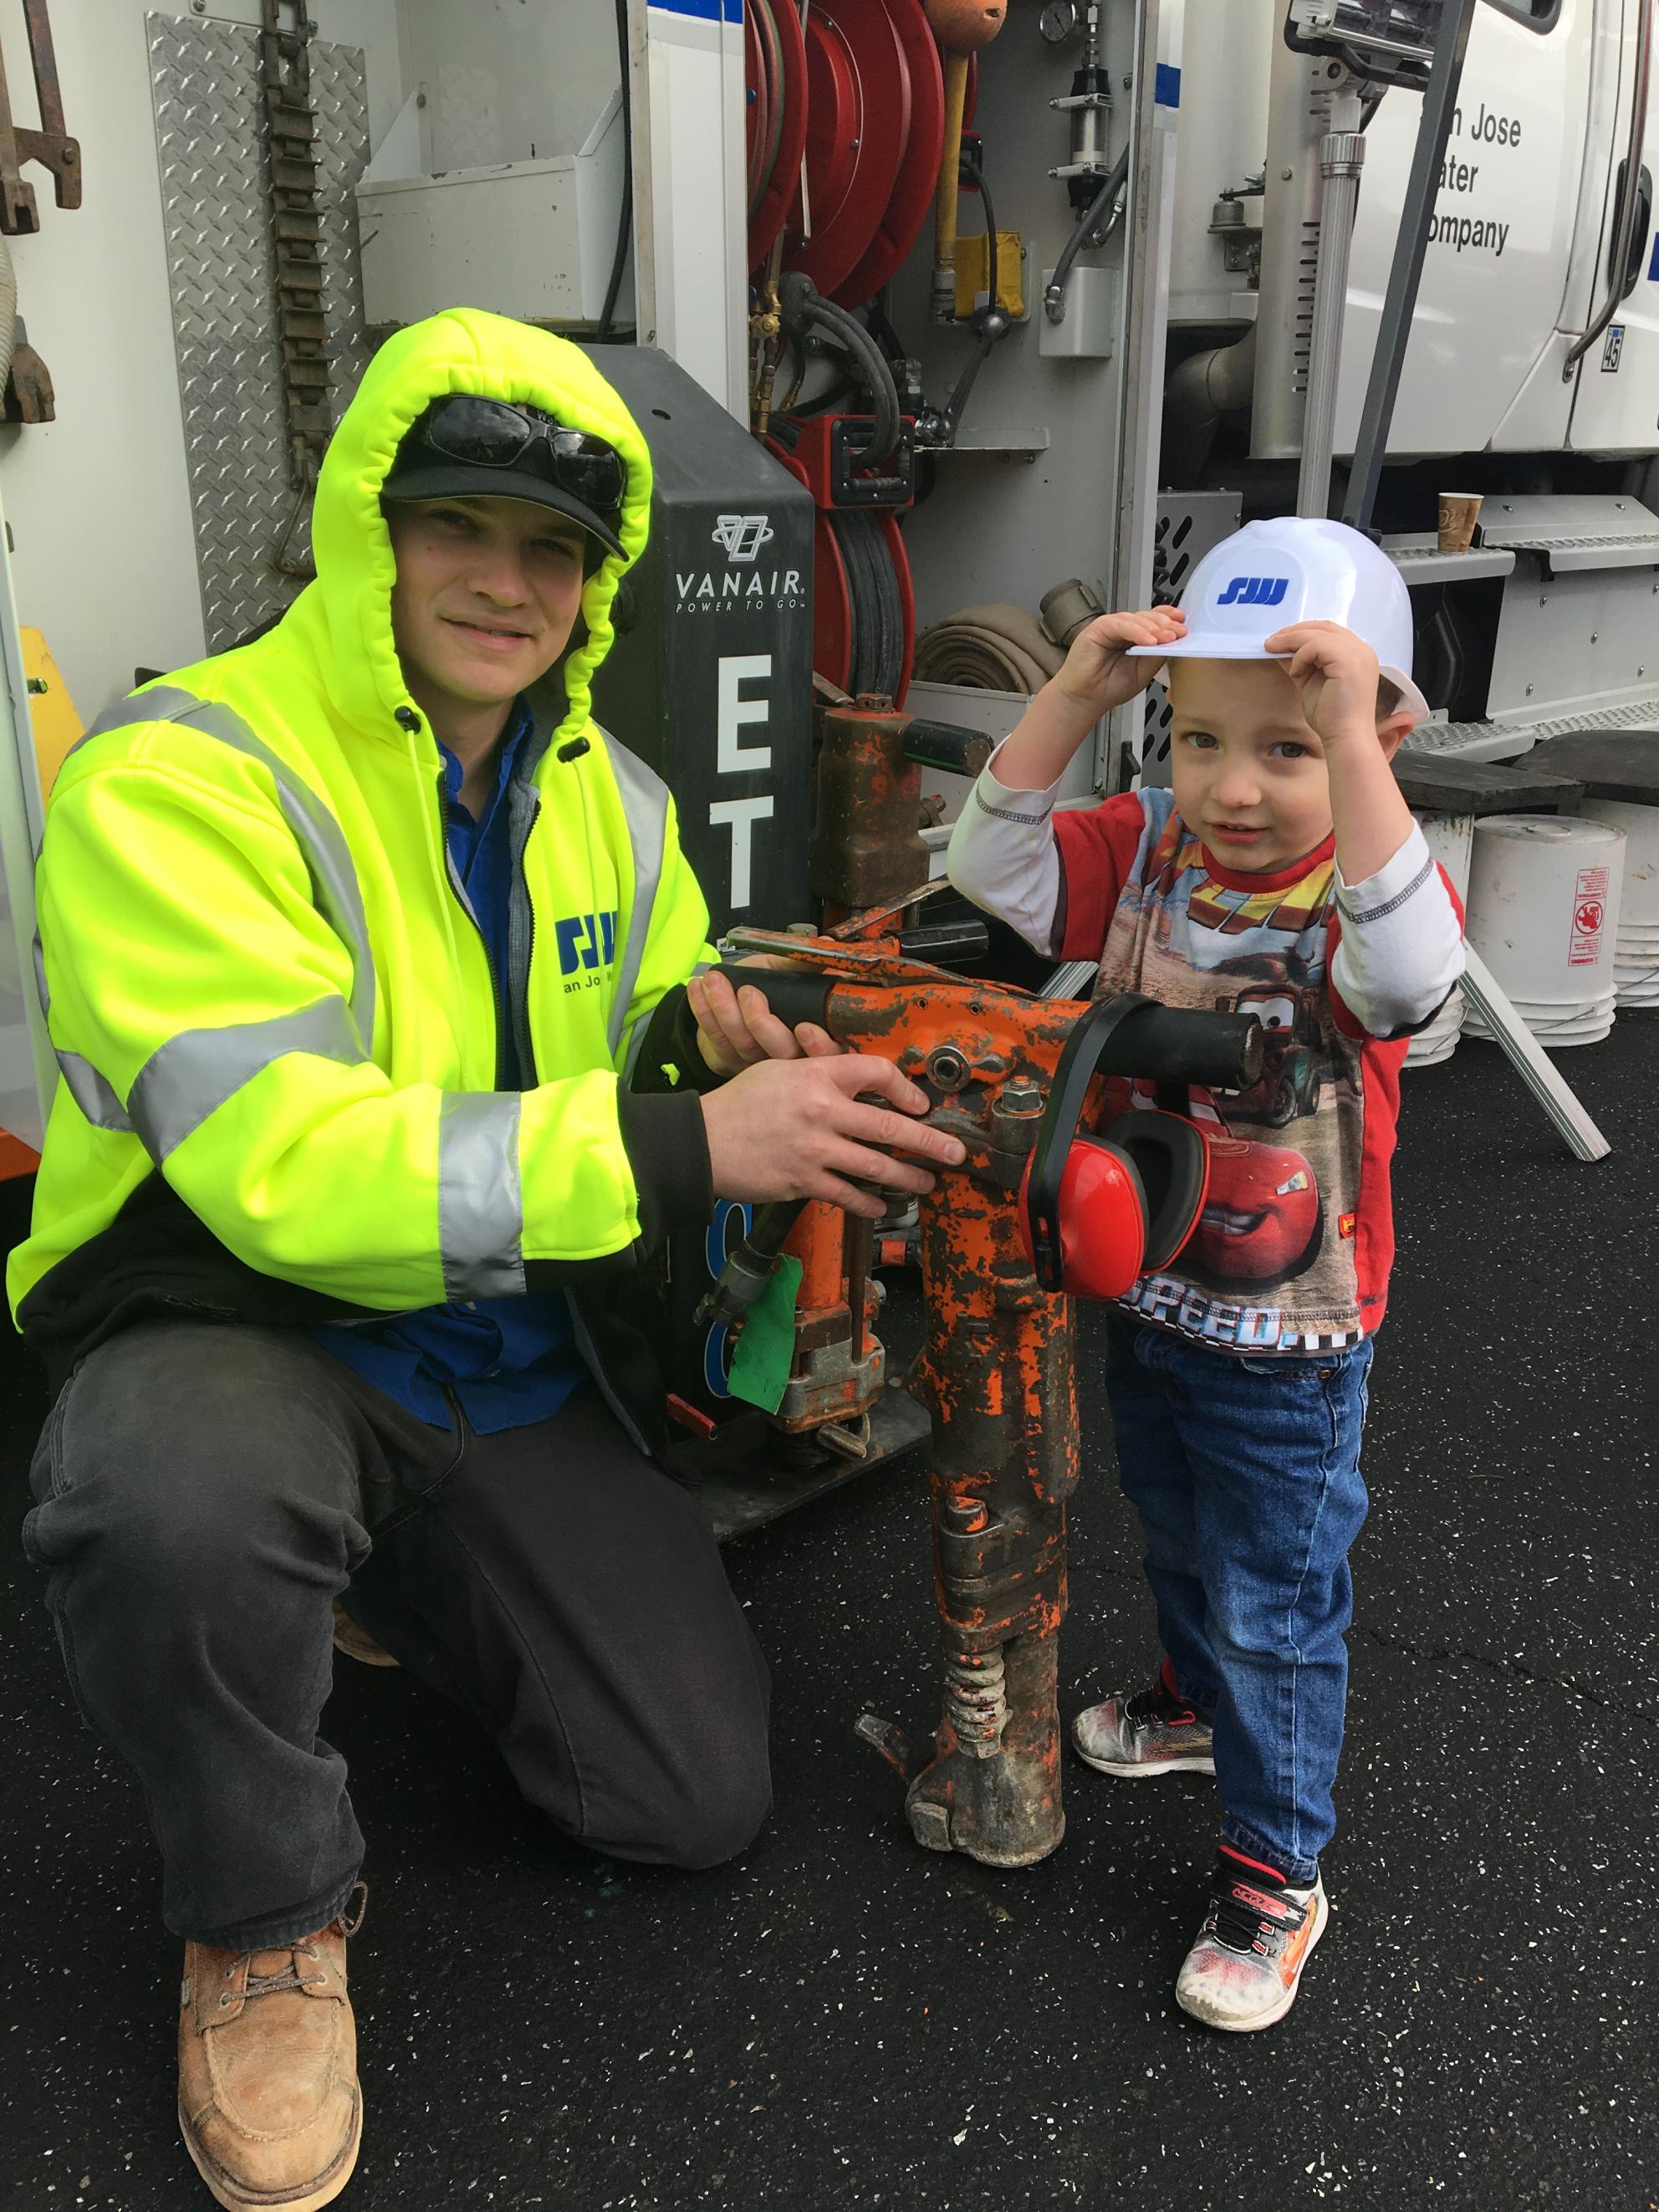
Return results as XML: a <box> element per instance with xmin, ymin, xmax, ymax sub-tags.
<box><xmin>715</xmin><ymin>923</ymin><xmax>1263</xmax><ymax>1869</ymax></box>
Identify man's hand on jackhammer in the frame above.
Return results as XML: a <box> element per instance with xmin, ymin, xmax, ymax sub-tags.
<box><xmin>700</xmin><ymin>1055</ymin><xmax>967</xmax><ymax>1219</ymax></box>
<box><xmin>689</xmin><ymin>964</ymin><xmax>840</xmax><ymax>1074</ymax></box>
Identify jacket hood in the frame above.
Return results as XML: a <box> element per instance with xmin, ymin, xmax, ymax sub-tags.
<box><xmin>296</xmin><ymin>307</ymin><xmax>652</xmax><ymax>744</ymax></box>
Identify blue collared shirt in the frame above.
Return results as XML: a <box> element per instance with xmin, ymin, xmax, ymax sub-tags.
<box><xmin>311</xmin><ymin>699</ymin><xmax>585</xmax><ymax>1433</ymax></box>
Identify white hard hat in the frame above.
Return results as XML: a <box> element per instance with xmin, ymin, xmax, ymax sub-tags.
<box><xmin>1126</xmin><ymin>516</ymin><xmax>1429</xmax><ymax>727</ymax></box>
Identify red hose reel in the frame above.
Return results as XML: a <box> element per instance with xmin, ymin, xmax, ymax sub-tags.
<box><xmin>748</xmin><ymin>0</ymin><xmax>969</xmax><ymax>707</ymax></box>
<box><xmin>747</xmin><ymin>0</ymin><xmax>957</xmax><ymax>310</ymax></box>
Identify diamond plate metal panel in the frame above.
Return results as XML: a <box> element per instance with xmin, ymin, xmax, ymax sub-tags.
<box><xmin>148</xmin><ymin>13</ymin><xmax>370</xmax><ymax>653</ymax></box>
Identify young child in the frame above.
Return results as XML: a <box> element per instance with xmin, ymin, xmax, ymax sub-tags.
<box><xmin>946</xmin><ymin>516</ymin><xmax>1464</xmax><ymax>2031</ymax></box>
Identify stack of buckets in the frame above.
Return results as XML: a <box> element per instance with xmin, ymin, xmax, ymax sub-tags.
<box><xmin>1462</xmin><ymin>815</ymin><xmax>1625</xmax><ymax>1048</ymax></box>
<box><xmin>1405</xmin><ymin>812</ymin><xmax>1473</xmax><ymax>1068</ymax></box>
<box><xmin>1578</xmin><ymin>797</ymin><xmax>1659</xmax><ymax>1010</ymax></box>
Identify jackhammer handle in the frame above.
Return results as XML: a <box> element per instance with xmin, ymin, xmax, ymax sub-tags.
<box><xmin>717</xmin><ymin>964</ymin><xmax>834</xmax><ymax>1034</ymax></box>
<box><xmin>901</xmin><ymin>718</ymin><xmax>993</xmax><ymax>779</ymax></box>
<box><xmin>1095</xmin><ymin>1000</ymin><xmax>1264</xmax><ymax>1091</ymax></box>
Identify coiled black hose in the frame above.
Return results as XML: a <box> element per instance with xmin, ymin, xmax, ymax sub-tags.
<box><xmin>778</xmin><ymin>272</ymin><xmax>901</xmax><ymax>464</ymax></box>
<box><xmin>832</xmin><ymin>511</ymin><xmax>906</xmax><ymax>699</ymax></box>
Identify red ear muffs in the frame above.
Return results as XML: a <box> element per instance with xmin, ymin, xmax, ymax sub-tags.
<box><xmin>1017</xmin><ymin>1111</ymin><xmax>1209</xmax><ymax>1300</ymax></box>
<box><xmin>1111</xmin><ymin>1109</ymin><xmax>1210</xmax><ymax>1273</ymax></box>
<box><xmin>1019</xmin><ymin>994</ymin><xmax>1217</xmax><ymax>1301</ymax></box>
<box><xmin>1019</xmin><ymin>1133</ymin><xmax>1150</xmax><ymax>1301</ymax></box>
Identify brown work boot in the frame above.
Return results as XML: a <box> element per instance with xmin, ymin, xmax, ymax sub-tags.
<box><xmin>177</xmin><ymin>1887</ymin><xmax>366</xmax><ymax>2210</ymax></box>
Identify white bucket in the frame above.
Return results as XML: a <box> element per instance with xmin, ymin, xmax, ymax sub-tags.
<box><xmin>1499</xmin><ymin>983</ymin><xmax>1617</xmax><ymax>1014</ymax></box>
<box><xmin>1401</xmin><ymin>812</ymin><xmax>1473</xmax><ymax>1070</ymax></box>
<box><xmin>1464</xmin><ymin>979</ymin><xmax>1616</xmax><ymax>1045</ymax></box>
<box><xmin>1464</xmin><ymin>1010</ymin><xmax>1614</xmax><ymax>1048</ymax></box>
<box><xmin>1579</xmin><ymin>797</ymin><xmax>1659</xmax><ymax>934</ymax></box>
<box><xmin>1613</xmin><ymin>945</ymin><xmax>1659</xmax><ymax>1007</ymax></box>
<box><xmin>1412</xmin><ymin>810</ymin><xmax>1474</xmax><ymax>905</ymax></box>
<box><xmin>1404</xmin><ymin>984</ymin><xmax>1466</xmax><ymax>1070</ymax></box>
<box><xmin>1465</xmin><ymin>815</ymin><xmax>1625</xmax><ymax>1013</ymax></box>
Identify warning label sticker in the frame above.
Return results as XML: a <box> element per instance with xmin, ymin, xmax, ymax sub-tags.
<box><xmin>1570</xmin><ymin>866</ymin><xmax>1610</xmax><ymax>967</ymax></box>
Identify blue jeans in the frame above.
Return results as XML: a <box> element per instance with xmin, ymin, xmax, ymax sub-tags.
<box><xmin>1102</xmin><ymin>1315</ymin><xmax>1373</xmax><ymax>1886</ymax></box>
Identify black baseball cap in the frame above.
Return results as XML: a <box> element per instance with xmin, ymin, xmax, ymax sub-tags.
<box><xmin>381</xmin><ymin>395</ymin><xmax>628</xmax><ymax>561</ymax></box>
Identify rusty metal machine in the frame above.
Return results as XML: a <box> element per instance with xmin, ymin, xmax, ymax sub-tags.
<box><xmin>0</xmin><ymin>0</ymin><xmax>79</xmax><ymax>426</ymax></box>
<box><xmin>714</xmin><ymin>922</ymin><xmax>1262</xmax><ymax>1867</ymax></box>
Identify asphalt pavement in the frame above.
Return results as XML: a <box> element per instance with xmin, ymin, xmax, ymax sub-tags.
<box><xmin>2</xmin><ymin>1021</ymin><xmax>1655</xmax><ymax>2212</ymax></box>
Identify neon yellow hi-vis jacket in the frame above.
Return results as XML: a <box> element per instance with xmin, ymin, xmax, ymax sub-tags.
<box><xmin>10</xmin><ymin>309</ymin><xmax>719</xmax><ymax>1441</ymax></box>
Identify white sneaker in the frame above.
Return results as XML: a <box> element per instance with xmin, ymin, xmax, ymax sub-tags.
<box><xmin>1071</xmin><ymin>1663</ymin><xmax>1216</xmax><ymax>1777</ymax></box>
<box><xmin>1175</xmin><ymin>1852</ymin><xmax>1327</xmax><ymax>2032</ymax></box>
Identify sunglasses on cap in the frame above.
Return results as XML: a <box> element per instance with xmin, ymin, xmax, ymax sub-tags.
<box><xmin>408</xmin><ymin>396</ymin><xmax>626</xmax><ymax>517</ymax></box>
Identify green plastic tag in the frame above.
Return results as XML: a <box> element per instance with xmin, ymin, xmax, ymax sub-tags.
<box><xmin>726</xmin><ymin>1254</ymin><xmax>804</xmax><ymax>1414</ymax></box>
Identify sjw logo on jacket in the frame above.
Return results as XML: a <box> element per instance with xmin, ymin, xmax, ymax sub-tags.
<box><xmin>555</xmin><ymin>910</ymin><xmax>618</xmax><ymax>984</ymax></box>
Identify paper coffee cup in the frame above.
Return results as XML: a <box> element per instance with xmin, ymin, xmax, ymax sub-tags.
<box><xmin>1438</xmin><ymin>492</ymin><xmax>1483</xmax><ymax>554</ymax></box>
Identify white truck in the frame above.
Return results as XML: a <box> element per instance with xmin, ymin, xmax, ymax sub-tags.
<box><xmin>0</xmin><ymin>0</ymin><xmax>1650</xmax><ymax>1162</ymax></box>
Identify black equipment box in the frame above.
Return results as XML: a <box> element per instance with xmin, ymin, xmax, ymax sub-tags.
<box><xmin>582</xmin><ymin>345</ymin><xmax>814</xmax><ymax>932</ymax></box>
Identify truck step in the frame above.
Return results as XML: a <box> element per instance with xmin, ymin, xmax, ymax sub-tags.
<box><xmin>1472</xmin><ymin>493</ymin><xmax>1659</xmax><ymax>574</ymax></box>
<box><xmin>1401</xmin><ymin>694</ymin><xmax>1659</xmax><ymax>764</ymax></box>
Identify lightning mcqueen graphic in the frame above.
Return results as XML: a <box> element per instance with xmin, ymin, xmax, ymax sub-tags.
<box><xmin>1194</xmin><ymin>1132</ymin><xmax>1327</xmax><ymax>1291</ymax></box>
<box><xmin>1116</xmin><ymin>1076</ymin><xmax>1327</xmax><ymax>1291</ymax></box>
<box><xmin>1188</xmin><ymin>1127</ymin><xmax>1323</xmax><ymax>1287</ymax></box>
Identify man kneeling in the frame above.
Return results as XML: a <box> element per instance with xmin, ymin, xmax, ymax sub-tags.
<box><xmin>13</xmin><ymin>309</ymin><xmax>962</xmax><ymax>2210</ymax></box>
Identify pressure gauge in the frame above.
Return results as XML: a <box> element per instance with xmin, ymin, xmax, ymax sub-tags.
<box><xmin>1039</xmin><ymin>0</ymin><xmax>1078</xmax><ymax>42</ymax></box>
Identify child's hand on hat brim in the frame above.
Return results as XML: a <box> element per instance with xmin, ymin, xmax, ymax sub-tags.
<box><xmin>1262</xmin><ymin>620</ymin><xmax>1382</xmax><ymax>748</ymax></box>
<box><xmin>1053</xmin><ymin>606</ymin><xmax>1187</xmax><ymax>719</ymax></box>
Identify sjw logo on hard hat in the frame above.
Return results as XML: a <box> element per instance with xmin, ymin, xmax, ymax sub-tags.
<box><xmin>712</xmin><ymin>514</ymin><xmax>775</xmax><ymax>563</ymax></box>
<box><xmin>1217</xmin><ymin>575</ymin><xmax>1289</xmax><ymax>608</ymax></box>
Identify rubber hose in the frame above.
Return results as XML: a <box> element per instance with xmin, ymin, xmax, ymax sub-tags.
<box><xmin>807</xmin><ymin>295</ymin><xmax>901</xmax><ymax>464</ymax></box>
<box><xmin>962</xmin><ymin>153</ymin><xmax>999</xmax><ymax>314</ymax></box>
<box><xmin>833</xmin><ymin>513</ymin><xmax>866</xmax><ymax>695</ymax></box>
<box><xmin>863</xmin><ymin>519</ymin><xmax>906</xmax><ymax>701</ymax></box>
<box><xmin>833</xmin><ymin>513</ymin><xmax>881</xmax><ymax>695</ymax></box>
<box><xmin>834</xmin><ymin>513</ymin><xmax>904</xmax><ymax>700</ymax></box>
<box><xmin>748</xmin><ymin>0</ymin><xmax>786</xmax><ymax>216</ymax></box>
<box><xmin>912</xmin><ymin>604</ymin><xmax>1064</xmax><ymax>692</ymax></box>
<box><xmin>1046</xmin><ymin>143</ymin><xmax>1129</xmax><ymax>324</ymax></box>
<box><xmin>597</xmin><ymin>0</ymin><xmax>634</xmax><ymax>340</ymax></box>
<box><xmin>777</xmin><ymin>272</ymin><xmax>901</xmax><ymax>457</ymax></box>
<box><xmin>794</xmin><ymin>372</ymin><xmax>857</xmax><ymax>418</ymax></box>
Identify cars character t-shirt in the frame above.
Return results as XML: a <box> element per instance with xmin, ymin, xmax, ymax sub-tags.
<box><xmin>1053</xmin><ymin>789</ymin><xmax>1431</xmax><ymax>1356</ymax></box>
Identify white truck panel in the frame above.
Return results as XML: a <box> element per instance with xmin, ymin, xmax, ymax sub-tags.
<box><xmin>1167</xmin><ymin>0</ymin><xmax>1274</xmax><ymax>325</ymax></box>
<box><xmin>1566</xmin><ymin>3</ymin><xmax>1659</xmax><ymax>448</ymax></box>
<box><xmin>1332</xmin><ymin>0</ymin><xmax>1596</xmax><ymax>457</ymax></box>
